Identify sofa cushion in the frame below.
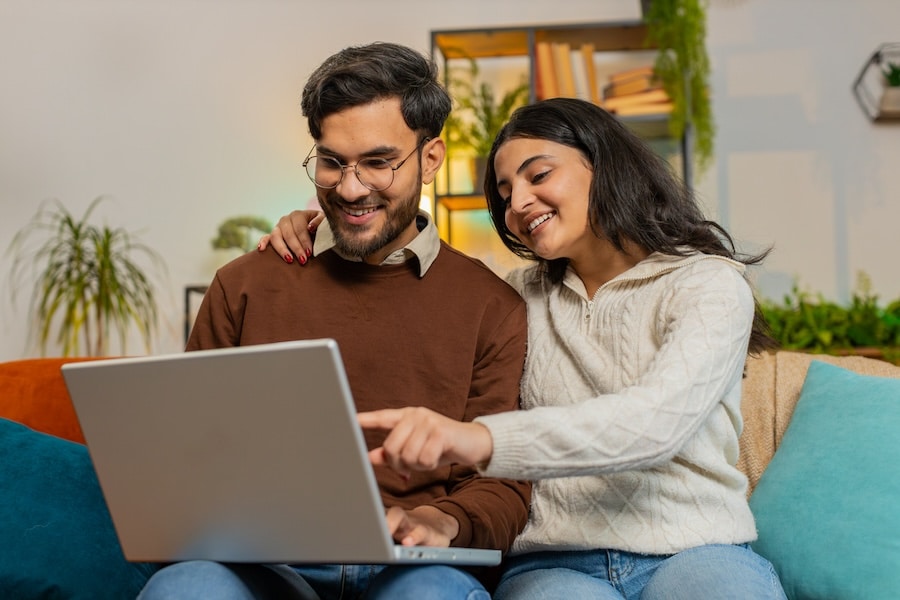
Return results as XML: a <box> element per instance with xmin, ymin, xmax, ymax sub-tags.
<box><xmin>739</xmin><ymin>350</ymin><xmax>900</xmax><ymax>495</ymax></box>
<box><xmin>0</xmin><ymin>357</ymin><xmax>107</xmax><ymax>443</ymax></box>
<box><xmin>749</xmin><ymin>360</ymin><xmax>900</xmax><ymax>600</ymax></box>
<box><xmin>0</xmin><ymin>417</ymin><xmax>159</xmax><ymax>598</ymax></box>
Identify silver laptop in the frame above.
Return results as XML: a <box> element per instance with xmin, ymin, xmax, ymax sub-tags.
<box><xmin>61</xmin><ymin>339</ymin><xmax>500</xmax><ymax>566</ymax></box>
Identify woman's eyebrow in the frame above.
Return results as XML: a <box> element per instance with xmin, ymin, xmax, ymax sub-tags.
<box><xmin>516</xmin><ymin>154</ymin><xmax>552</xmax><ymax>175</ymax></box>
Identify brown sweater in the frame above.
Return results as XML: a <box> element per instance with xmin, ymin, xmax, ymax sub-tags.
<box><xmin>187</xmin><ymin>244</ymin><xmax>531</xmax><ymax>552</ymax></box>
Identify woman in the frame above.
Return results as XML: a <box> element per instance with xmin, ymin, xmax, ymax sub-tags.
<box><xmin>262</xmin><ymin>98</ymin><xmax>786</xmax><ymax>600</ymax></box>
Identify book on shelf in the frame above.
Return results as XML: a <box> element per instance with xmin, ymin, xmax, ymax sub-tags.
<box><xmin>603</xmin><ymin>72</ymin><xmax>660</xmax><ymax>99</ymax></box>
<box><xmin>570</xmin><ymin>46</ymin><xmax>590</xmax><ymax>102</ymax></box>
<box><xmin>608</xmin><ymin>64</ymin><xmax>655</xmax><ymax>84</ymax></box>
<box><xmin>601</xmin><ymin>87</ymin><xmax>670</xmax><ymax>111</ymax></box>
<box><xmin>610</xmin><ymin>100</ymin><xmax>674</xmax><ymax>117</ymax></box>
<box><xmin>552</xmin><ymin>42</ymin><xmax>577</xmax><ymax>98</ymax></box>
<box><xmin>580</xmin><ymin>43</ymin><xmax>601</xmax><ymax>105</ymax></box>
<box><xmin>535</xmin><ymin>41</ymin><xmax>558</xmax><ymax>100</ymax></box>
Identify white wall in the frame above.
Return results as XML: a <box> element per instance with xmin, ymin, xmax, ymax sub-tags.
<box><xmin>703</xmin><ymin>0</ymin><xmax>900</xmax><ymax>307</ymax></box>
<box><xmin>1</xmin><ymin>0</ymin><xmax>897</xmax><ymax>360</ymax></box>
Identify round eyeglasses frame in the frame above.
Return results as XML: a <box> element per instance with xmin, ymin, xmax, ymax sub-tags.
<box><xmin>302</xmin><ymin>137</ymin><xmax>431</xmax><ymax>192</ymax></box>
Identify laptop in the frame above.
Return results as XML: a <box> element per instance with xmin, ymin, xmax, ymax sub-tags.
<box><xmin>61</xmin><ymin>339</ymin><xmax>501</xmax><ymax>566</ymax></box>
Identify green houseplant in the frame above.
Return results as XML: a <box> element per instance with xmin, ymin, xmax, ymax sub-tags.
<box><xmin>760</xmin><ymin>274</ymin><xmax>900</xmax><ymax>364</ymax></box>
<box><xmin>7</xmin><ymin>197</ymin><xmax>166</xmax><ymax>357</ymax></box>
<box><xmin>443</xmin><ymin>56</ymin><xmax>530</xmax><ymax>191</ymax></box>
<box><xmin>883</xmin><ymin>61</ymin><xmax>900</xmax><ymax>87</ymax></box>
<box><xmin>879</xmin><ymin>61</ymin><xmax>900</xmax><ymax>117</ymax></box>
<box><xmin>211</xmin><ymin>216</ymin><xmax>273</xmax><ymax>253</ymax></box>
<box><xmin>642</xmin><ymin>0</ymin><xmax>715</xmax><ymax>175</ymax></box>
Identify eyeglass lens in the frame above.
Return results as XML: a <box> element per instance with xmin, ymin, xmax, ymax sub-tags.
<box><xmin>305</xmin><ymin>156</ymin><xmax>397</xmax><ymax>192</ymax></box>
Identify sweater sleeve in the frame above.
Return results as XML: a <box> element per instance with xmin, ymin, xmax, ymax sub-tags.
<box><xmin>479</xmin><ymin>262</ymin><xmax>754</xmax><ymax>480</ymax></box>
<box><xmin>430</xmin><ymin>296</ymin><xmax>531</xmax><ymax>551</ymax></box>
<box><xmin>185</xmin><ymin>272</ymin><xmax>241</xmax><ymax>351</ymax></box>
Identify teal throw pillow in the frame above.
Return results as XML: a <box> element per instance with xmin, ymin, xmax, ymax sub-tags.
<box><xmin>749</xmin><ymin>360</ymin><xmax>900</xmax><ymax>600</ymax></box>
<box><xmin>0</xmin><ymin>418</ymin><xmax>159</xmax><ymax>599</ymax></box>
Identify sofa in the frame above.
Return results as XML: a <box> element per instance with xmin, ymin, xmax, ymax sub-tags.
<box><xmin>1</xmin><ymin>352</ymin><xmax>898</xmax><ymax>599</ymax></box>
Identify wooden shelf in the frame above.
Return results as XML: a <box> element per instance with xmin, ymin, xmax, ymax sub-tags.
<box><xmin>432</xmin><ymin>21</ymin><xmax>655</xmax><ymax>60</ymax></box>
<box><xmin>619</xmin><ymin>113</ymin><xmax>673</xmax><ymax>139</ymax></box>
<box><xmin>430</xmin><ymin>20</ymin><xmax>689</xmax><ymax>248</ymax></box>
<box><xmin>437</xmin><ymin>194</ymin><xmax>487</xmax><ymax>212</ymax></box>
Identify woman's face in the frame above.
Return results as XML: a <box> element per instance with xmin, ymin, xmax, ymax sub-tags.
<box><xmin>495</xmin><ymin>137</ymin><xmax>596</xmax><ymax>263</ymax></box>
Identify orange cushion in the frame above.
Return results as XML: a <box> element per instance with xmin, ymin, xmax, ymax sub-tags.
<box><xmin>0</xmin><ymin>357</ymin><xmax>110</xmax><ymax>444</ymax></box>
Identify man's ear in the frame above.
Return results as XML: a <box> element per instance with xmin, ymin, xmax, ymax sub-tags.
<box><xmin>421</xmin><ymin>137</ymin><xmax>446</xmax><ymax>186</ymax></box>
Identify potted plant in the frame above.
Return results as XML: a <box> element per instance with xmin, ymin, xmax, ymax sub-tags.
<box><xmin>7</xmin><ymin>197</ymin><xmax>166</xmax><ymax>357</ymax></box>
<box><xmin>642</xmin><ymin>0</ymin><xmax>715</xmax><ymax>176</ymax></box>
<box><xmin>443</xmin><ymin>57</ymin><xmax>530</xmax><ymax>192</ymax></box>
<box><xmin>211</xmin><ymin>215</ymin><xmax>273</xmax><ymax>253</ymax></box>
<box><xmin>760</xmin><ymin>273</ymin><xmax>900</xmax><ymax>364</ymax></box>
<box><xmin>879</xmin><ymin>61</ymin><xmax>900</xmax><ymax>118</ymax></box>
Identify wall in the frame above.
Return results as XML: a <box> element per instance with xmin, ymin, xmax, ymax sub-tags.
<box><xmin>1</xmin><ymin>0</ymin><xmax>897</xmax><ymax>360</ymax></box>
<box><xmin>703</xmin><ymin>0</ymin><xmax>900</xmax><ymax>306</ymax></box>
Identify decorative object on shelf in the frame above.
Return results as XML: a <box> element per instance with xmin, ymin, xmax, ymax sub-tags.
<box><xmin>852</xmin><ymin>42</ymin><xmax>900</xmax><ymax>121</ymax></box>
<box><xmin>211</xmin><ymin>215</ymin><xmax>273</xmax><ymax>253</ymax></box>
<box><xmin>878</xmin><ymin>59</ymin><xmax>900</xmax><ymax>117</ymax></box>
<box><xmin>6</xmin><ymin>196</ymin><xmax>166</xmax><ymax>357</ymax></box>
<box><xmin>443</xmin><ymin>57</ymin><xmax>529</xmax><ymax>192</ymax></box>
<box><xmin>760</xmin><ymin>273</ymin><xmax>900</xmax><ymax>364</ymax></box>
<box><xmin>642</xmin><ymin>0</ymin><xmax>714</xmax><ymax>177</ymax></box>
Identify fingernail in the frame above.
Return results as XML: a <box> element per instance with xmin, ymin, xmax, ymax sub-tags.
<box><xmin>299</xmin><ymin>254</ymin><xmax>307</xmax><ymax>265</ymax></box>
<box><xmin>257</xmin><ymin>242</ymin><xmax>263</xmax><ymax>251</ymax></box>
<box><xmin>306</xmin><ymin>247</ymin><xmax>312</xmax><ymax>257</ymax></box>
<box><xmin>284</xmin><ymin>253</ymin><xmax>293</xmax><ymax>264</ymax></box>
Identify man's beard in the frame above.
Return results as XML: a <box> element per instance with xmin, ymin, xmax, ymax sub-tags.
<box><xmin>321</xmin><ymin>191</ymin><xmax>420</xmax><ymax>260</ymax></box>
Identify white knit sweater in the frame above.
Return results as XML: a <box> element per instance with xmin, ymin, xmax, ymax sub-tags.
<box><xmin>476</xmin><ymin>252</ymin><xmax>759</xmax><ymax>556</ymax></box>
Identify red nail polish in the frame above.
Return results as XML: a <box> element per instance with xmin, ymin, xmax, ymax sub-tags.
<box><xmin>284</xmin><ymin>253</ymin><xmax>293</xmax><ymax>264</ymax></box>
<box><xmin>299</xmin><ymin>254</ymin><xmax>307</xmax><ymax>265</ymax></box>
<box><xmin>306</xmin><ymin>247</ymin><xmax>312</xmax><ymax>257</ymax></box>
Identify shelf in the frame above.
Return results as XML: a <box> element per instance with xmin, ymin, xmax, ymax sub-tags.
<box><xmin>438</xmin><ymin>194</ymin><xmax>487</xmax><ymax>212</ymax></box>
<box><xmin>432</xmin><ymin>21</ymin><xmax>655</xmax><ymax>60</ymax></box>
<box><xmin>619</xmin><ymin>113</ymin><xmax>673</xmax><ymax>139</ymax></box>
<box><xmin>852</xmin><ymin>43</ymin><xmax>900</xmax><ymax>122</ymax></box>
<box><xmin>430</xmin><ymin>20</ymin><xmax>690</xmax><ymax>249</ymax></box>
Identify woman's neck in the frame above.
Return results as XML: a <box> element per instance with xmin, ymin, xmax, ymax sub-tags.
<box><xmin>569</xmin><ymin>240</ymin><xmax>650</xmax><ymax>298</ymax></box>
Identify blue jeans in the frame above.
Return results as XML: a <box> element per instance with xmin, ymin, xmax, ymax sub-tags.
<box><xmin>494</xmin><ymin>544</ymin><xmax>787</xmax><ymax>600</ymax></box>
<box><xmin>137</xmin><ymin>560</ymin><xmax>490</xmax><ymax>600</ymax></box>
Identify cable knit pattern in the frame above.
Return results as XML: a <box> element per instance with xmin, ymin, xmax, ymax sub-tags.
<box><xmin>476</xmin><ymin>252</ymin><xmax>759</xmax><ymax>555</ymax></box>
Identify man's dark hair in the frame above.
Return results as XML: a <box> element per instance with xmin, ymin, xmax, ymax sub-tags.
<box><xmin>301</xmin><ymin>42</ymin><xmax>451</xmax><ymax>140</ymax></box>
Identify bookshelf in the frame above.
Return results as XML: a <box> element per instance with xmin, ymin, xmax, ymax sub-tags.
<box><xmin>430</xmin><ymin>21</ymin><xmax>690</xmax><ymax>251</ymax></box>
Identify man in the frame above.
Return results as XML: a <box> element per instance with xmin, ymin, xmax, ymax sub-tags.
<box><xmin>138</xmin><ymin>42</ymin><xmax>530</xmax><ymax>600</ymax></box>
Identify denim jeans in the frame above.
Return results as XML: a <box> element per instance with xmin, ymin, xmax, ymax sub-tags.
<box><xmin>494</xmin><ymin>544</ymin><xmax>787</xmax><ymax>600</ymax></box>
<box><xmin>137</xmin><ymin>560</ymin><xmax>490</xmax><ymax>600</ymax></box>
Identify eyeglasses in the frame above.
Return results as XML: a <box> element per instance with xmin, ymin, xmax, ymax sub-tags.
<box><xmin>302</xmin><ymin>137</ymin><xmax>430</xmax><ymax>192</ymax></box>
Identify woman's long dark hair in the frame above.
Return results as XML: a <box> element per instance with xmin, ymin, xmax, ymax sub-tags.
<box><xmin>484</xmin><ymin>98</ymin><xmax>775</xmax><ymax>355</ymax></box>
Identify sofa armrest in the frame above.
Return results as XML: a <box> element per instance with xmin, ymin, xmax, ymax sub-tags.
<box><xmin>0</xmin><ymin>357</ymin><xmax>110</xmax><ymax>443</ymax></box>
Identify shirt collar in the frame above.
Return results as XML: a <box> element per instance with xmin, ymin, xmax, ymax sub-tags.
<box><xmin>312</xmin><ymin>210</ymin><xmax>440</xmax><ymax>277</ymax></box>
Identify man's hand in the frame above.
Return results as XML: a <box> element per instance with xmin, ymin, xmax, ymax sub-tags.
<box><xmin>358</xmin><ymin>407</ymin><xmax>494</xmax><ymax>477</ymax></box>
<box><xmin>257</xmin><ymin>209</ymin><xmax>324</xmax><ymax>265</ymax></box>
<box><xmin>386</xmin><ymin>505</ymin><xmax>459</xmax><ymax>547</ymax></box>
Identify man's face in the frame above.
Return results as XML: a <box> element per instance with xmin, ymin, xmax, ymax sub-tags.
<box><xmin>313</xmin><ymin>98</ymin><xmax>440</xmax><ymax>264</ymax></box>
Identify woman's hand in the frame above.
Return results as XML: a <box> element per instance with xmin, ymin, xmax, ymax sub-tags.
<box><xmin>357</xmin><ymin>407</ymin><xmax>494</xmax><ymax>477</ymax></box>
<box><xmin>257</xmin><ymin>210</ymin><xmax>325</xmax><ymax>265</ymax></box>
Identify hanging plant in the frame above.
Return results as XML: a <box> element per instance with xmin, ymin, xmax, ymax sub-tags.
<box><xmin>643</xmin><ymin>0</ymin><xmax>715</xmax><ymax>175</ymax></box>
<box><xmin>7</xmin><ymin>197</ymin><xmax>166</xmax><ymax>356</ymax></box>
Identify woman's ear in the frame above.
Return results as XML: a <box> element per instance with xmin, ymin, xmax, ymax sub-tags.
<box><xmin>420</xmin><ymin>137</ymin><xmax>446</xmax><ymax>186</ymax></box>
